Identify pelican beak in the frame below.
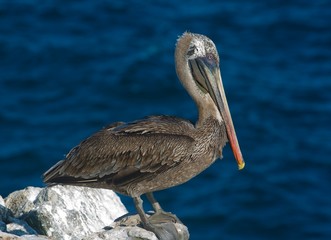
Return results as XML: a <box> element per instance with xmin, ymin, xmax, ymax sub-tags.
<box><xmin>189</xmin><ymin>57</ymin><xmax>245</xmax><ymax>170</ymax></box>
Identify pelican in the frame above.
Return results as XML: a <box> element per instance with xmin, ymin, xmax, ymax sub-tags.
<box><xmin>43</xmin><ymin>32</ymin><xmax>245</xmax><ymax>240</ymax></box>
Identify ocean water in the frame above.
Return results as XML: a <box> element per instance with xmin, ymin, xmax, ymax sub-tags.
<box><xmin>1</xmin><ymin>1</ymin><xmax>330</xmax><ymax>239</ymax></box>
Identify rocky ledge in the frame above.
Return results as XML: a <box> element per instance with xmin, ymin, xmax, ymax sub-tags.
<box><xmin>0</xmin><ymin>186</ymin><xmax>189</xmax><ymax>240</ymax></box>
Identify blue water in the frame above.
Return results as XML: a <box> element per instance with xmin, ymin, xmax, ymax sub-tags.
<box><xmin>1</xmin><ymin>1</ymin><xmax>330</xmax><ymax>239</ymax></box>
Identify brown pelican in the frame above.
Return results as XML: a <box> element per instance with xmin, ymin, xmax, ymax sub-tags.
<box><xmin>43</xmin><ymin>32</ymin><xmax>245</xmax><ymax>239</ymax></box>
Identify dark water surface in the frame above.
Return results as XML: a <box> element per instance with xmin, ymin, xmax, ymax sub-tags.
<box><xmin>1</xmin><ymin>1</ymin><xmax>330</xmax><ymax>239</ymax></box>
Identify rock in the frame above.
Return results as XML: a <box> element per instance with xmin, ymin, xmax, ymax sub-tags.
<box><xmin>20</xmin><ymin>235</ymin><xmax>50</xmax><ymax>240</ymax></box>
<box><xmin>4</xmin><ymin>185</ymin><xmax>127</xmax><ymax>239</ymax></box>
<box><xmin>5</xmin><ymin>187</ymin><xmax>42</xmax><ymax>220</ymax></box>
<box><xmin>3</xmin><ymin>186</ymin><xmax>189</xmax><ymax>240</ymax></box>
<box><xmin>82</xmin><ymin>226</ymin><xmax>158</xmax><ymax>240</ymax></box>
<box><xmin>6</xmin><ymin>216</ymin><xmax>38</xmax><ymax>235</ymax></box>
<box><xmin>1</xmin><ymin>190</ymin><xmax>50</xmax><ymax>240</ymax></box>
<box><xmin>110</xmin><ymin>213</ymin><xmax>190</xmax><ymax>240</ymax></box>
<box><xmin>0</xmin><ymin>195</ymin><xmax>11</xmax><ymax>222</ymax></box>
<box><xmin>0</xmin><ymin>231</ymin><xmax>50</xmax><ymax>240</ymax></box>
<box><xmin>0</xmin><ymin>231</ymin><xmax>21</xmax><ymax>240</ymax></box>
<box><xmin>27</xmin><ymin>185</ymin><xmax>127</xmax><ymax>240</ymax></box>
<box><xmin>0</xmin><ymin>221</ymin><xmax>6</xmax><ymax>232</ymax></box>
<box><xmin>0</xmin><ymin>195</ymin><xmax>5</xmax><ymax>207</ymax></box>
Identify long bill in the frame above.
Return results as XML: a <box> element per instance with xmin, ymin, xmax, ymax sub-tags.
<box><xmin>190</xmin><ymin>57</ymin><xmax>245</xmax><ymax>170</ymax></box>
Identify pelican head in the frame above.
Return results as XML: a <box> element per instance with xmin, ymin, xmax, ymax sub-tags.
<box><xmin>175</xmin><ymin>32</ymin><xmax>245</xmax><ymax>170</ymax></box>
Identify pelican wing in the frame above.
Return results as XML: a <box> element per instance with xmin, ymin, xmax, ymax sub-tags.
<box><xmin>43</xmin><ymin>116</ymin><xmax>195</xmax><ymax>187</ymax></box>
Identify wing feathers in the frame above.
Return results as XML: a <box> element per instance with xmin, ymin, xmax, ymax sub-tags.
<box><xmin>43</xmin><ymin>116</ymin><xmax>195</xmax><ymax>187</ymax></box>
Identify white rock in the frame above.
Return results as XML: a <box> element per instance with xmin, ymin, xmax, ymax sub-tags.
<box><xmin>0</xmin><ymin>231</ymin><xmax>50</xmax><ymax>240</ymax></box>
<box><xmin>26</xmin><ymin>185</ymin><xmax>128</xmax><ymax>240</ymax></box>
<box><xmin>83</xmin><ymin>226</ymin><xmax>158</xmax><ymax>240</ymax></box>
<box><xmin>4</xmin><ymin>185</ymin><xmax>189</xmax><ymax>240</ymax></box>
<box><xmin>0</xmin><ymin>231</ymin><xmax>21</xmax><ymax>239</ymax></box>
<box><xmin>0</xmin><ymin>195</ymin><xmax>5</xmax><ymax>206</ymax></box>
<box><xmin>5</xmin><ymin>187</ymin><xmax>42</xmax><ymax>218</ymax></box>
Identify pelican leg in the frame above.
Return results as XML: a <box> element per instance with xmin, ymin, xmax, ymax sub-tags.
<box><xmin>133</xmin><ymin>196</ymin><xmax>150</xmax><ymax>226</ymax></box>
<box><xmin>146</xmin><ymin>192</ymin><xmax>163</xmax><ymax>212</ymax></box>
<box><xmin>146</xmin><ymin>192</ymin><xmax>182</xmax><ymax>224</ymax></box>
<box><xmin>133</xmin><ymin>196</ymin><xmax>180</xmax><ymax>240</ymax></box>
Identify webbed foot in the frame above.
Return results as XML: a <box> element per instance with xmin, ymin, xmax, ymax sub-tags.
<box><xmin>145</xmin><ymin>221</ymin><xmax>185</xmax><ymax>240</ymax></box>
<box><xmin>149</xmin><ymin>210</ymin><xmax>182</xmax><ymax>225</ymax></box>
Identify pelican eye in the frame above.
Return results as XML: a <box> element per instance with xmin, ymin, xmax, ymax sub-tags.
<box><xmin>204</xmin><ymin>53</ymin><xmax>217</xmax><ymax>68</ymax></box>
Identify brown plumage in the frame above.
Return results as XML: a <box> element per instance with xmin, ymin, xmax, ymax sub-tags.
<box><xmin>44</xmin><ymin>115</ymin><xmax>226</xmax><ymax>196</ymax></box>
<box><xmin>43</xmin><ymin>32</ymin><xmax>244</xmax><ymax>240</ymax></box>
